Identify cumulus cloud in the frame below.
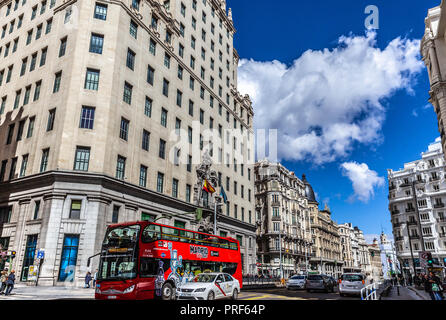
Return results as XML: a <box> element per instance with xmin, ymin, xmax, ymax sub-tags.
<box><xmin>238</xmin><ymin>32</ymin><xmax>423</xmax><ymax>164</ymax></box>
<box><xmin>340</xmin><ymin>162</ymin><xmax>385</xmax><ymax>203</ymax></box>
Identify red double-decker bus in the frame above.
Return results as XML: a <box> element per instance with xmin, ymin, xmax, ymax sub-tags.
<box><xmin>95</xmin><ymin>221</ymin><xmax>242</xmax><ymax>300</ymax></box>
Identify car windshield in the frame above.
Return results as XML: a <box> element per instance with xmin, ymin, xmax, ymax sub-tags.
<box><xmin>308</xmin><ymin>275</ymin><xmax>323</xmax><ymax>280</ymax></box>
<box><xmin>290</xmin><ymin>275</ymin><xmax>305</xmax><ymax>280</ymax></box>
<box><xmin>193</xmin><ymin>274</ymin><xmax>217</xmax><ymax>283</ymax></box>
<box><xmin>341</xmin><ymin>274</ymin><xmax>364</xmax><ymax>281</ymax></box>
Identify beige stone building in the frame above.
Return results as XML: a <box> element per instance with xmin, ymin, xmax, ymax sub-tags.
<box><xmin>338</xmin><ymin>222</ymin><xmax>354</xmax><ymax>271</ymax></box>
<box><xmin>0</xmin><ymin>0</ymin><xmax>256</xmax><ymax>286</ymax></box>
<box><xmin>309</xmin><ymin>203</ymin><xmax>343</xmax><ymax>278</ymax></box>
<box><xmin>368</xmin><ymin>239</ymin><xmax>383</xmax><ymax>282</ymax></box>
<box><xmin>422</xmin><ymin>1</ymin><xmax>446</xmax><ymax>158</ymax></box>
<box><xmin>254</xmin><ymin>160</ymin><xmax>312</xmax><ymax>278</ymax></box>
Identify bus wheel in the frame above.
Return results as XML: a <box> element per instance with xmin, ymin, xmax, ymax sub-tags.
<box><xmin>161</xmin><ymin>283</ymin><xmax>174</xmax><ymax>300</ymax></box>
<box><xmin>232</xmin><ymin>289</ymin><xmax>238</xmax><ymax>300</ymax></box>
<box><xmin>207</xmin><ymin>291</ymin><xmax>215</xmax><ymax>300</ymax></box>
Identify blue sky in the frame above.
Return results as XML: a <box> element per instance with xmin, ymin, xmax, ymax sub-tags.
<box><xmin>227</xmin><ymin>0</ymin><xmax>441</xmax><ymax>240</ymax></box>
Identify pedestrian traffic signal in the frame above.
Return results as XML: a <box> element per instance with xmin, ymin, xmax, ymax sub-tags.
<box><xmin>427</xmin><ymin>252</ymin><xmax>433</xmax><ymax>267</ymax></box>
<box><xmin>10</xmin><ymin>251</ymin><xmax>16</xmax><ymax>259</ymax></box>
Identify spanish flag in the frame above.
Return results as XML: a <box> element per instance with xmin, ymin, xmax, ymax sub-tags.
<box><xmin>202</xmin><ymin>180</ymin><xmax>215</xmax><ymax>194</ymax></box>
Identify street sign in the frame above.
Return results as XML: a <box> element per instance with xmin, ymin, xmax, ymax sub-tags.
<box><xmin>419</xmin><ymin>251</ymin><xmax>429</xmax><ymax>269</ymax></box>
<box><xmin>37</xmin><ymin>250</ymin><xmax>45</xmax><ymax>259</ymax></box>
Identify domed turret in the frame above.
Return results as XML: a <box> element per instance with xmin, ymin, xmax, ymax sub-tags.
<box><xmin>302</xmin><ymin>174</ymin><xmax>318</xmax><ymax>204</ymax></box>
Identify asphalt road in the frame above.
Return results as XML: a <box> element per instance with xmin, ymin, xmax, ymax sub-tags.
<box><xmin>240</xmin><ymin>286</ymin><xmax>360</xmax><ymax>300</ymax></box>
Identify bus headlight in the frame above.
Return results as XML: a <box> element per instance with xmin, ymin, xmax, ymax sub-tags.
<box><xmin>95</xmin><ymin>287</ymin><xmax>101</xmax><ymax>294</ymax></box>
<box><xmin>194</xmin><ymin>288</ymin><xmax>206</xmax><ymax>292</ymax></box>
<box><xmin>123</xmin><ymin>285</ymin><xmax>135</xmax><ymax>294</ymax></box>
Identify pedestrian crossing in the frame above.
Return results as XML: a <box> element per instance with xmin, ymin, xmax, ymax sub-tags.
<box><xmin>239</xmin><ymin>292</ymin><xmax>308</xmax><ymax>300</ymax></box>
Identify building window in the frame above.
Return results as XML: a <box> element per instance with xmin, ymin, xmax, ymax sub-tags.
<box><xmin>79</xmin><ymin>106</ymin><xmax>95</xmax><ymax>129</ymax></box>
<box><xmin>94</xmin><ymin>2</ymin><xmax>107</xmax><ymax>20</ymax></box>
<box><xmin>147</xmin><ymin>65</ymin><xmax>155</xmax><ymax>85</ymax></box>
<box><xmin>149</xmin><ymin>39</ymin><xmax>156</xmax><ymax>55</ymax></box>
<box><xmin>89</xmin><ymin>33</ymin><xmax>103</xmax><ymax>54</ymax></box>
<box><xmin>47</xmin><ymin>109</ymin><xmax>56</xmax><ymax>131</ymax></box>
<box><xmin>159</xmin><ymin>139</ymin><xmax>166</xmax><ymax>159</ymax></box>
<box><xmin>126</xmin><ymin>48</ymin><xmax>135</xmax><ymax>70</ymax></box>
<box><xmin>69</xmin><ymin>200</ymin><xmax>82</xmax><ymax>219</ymax></box>
<box><xmin>27</xmin><ymin>117</ymin><xmax>35</xmax><ymax>138</ymax></box>
<box><xmin>40</xmin><ymin>47</ymin><xmax>48</xmax><ymax>66</ymax></box>
<box><xmin>157</xmin><ymin>172</ymin><xmax>164</xmax><ymax>193</ymax></box>
<box><xmin>129</xmin><ymin>20</ymin><xmax>138</xmax><ymax>39</ymax></box>
<box><xmin>84</xmin><ymin>69</ymin><xmax>100</xmax><ymax>90</ymax></box>
<box><xmin>33</xmin><ymin>201</ymin><xmax>40</xmax><ymax>220</ymax></box>
<box><xmin>142</xmin><ymin>130</ymin><xmax>150</xmax><ymax>151</ymax></box>
<box><xmin>172</xmin><ymin>178</ymin><xmax>179</xmax><ymax>198</ymax></box>
<box><xmin>164</xmin><ymin>53</ymin><xmax>171</xmax><ymax>68</ymax></box>
<box><xmin>116</xmin><ymin>155</ymin><xmax>126</xmax><ymax>179</ymax></box>
<box><xmin>59</xmin><ymin>37</ymin><xmax>67</xmax><ymax>57</ymax></box>
<box><xmin>112</xmin><ymin>205</ymin><xmax>119</xmax><ymax>223</ymax></box>
<box><xmin>177</xmin><ymin>90</ymin><xmax>183</xmax><ymax>107</ymax></box>
<box><xmin>120</xmin><ymin>118</ymin><xmax>129</xmax><ymax>141</ymax></box>
<box><xmin>19</xmin><ymin>154</ymin><xmax>28</xmax><ymax>177</ymax></box>
<box><xmin>8</xmin><ymin>158</ymin><xmax>17</xmax><ymax>180</ymax></box>
<box><xmin>139</xmin><ymin>165</ymin><xmax>147</xmax><ymax>187</ymax></box>
<box><xmin>53</xmin><ymin>71</ymin><xmax>62</xmax><ymax>93</ymax></box>
<box><xmin>162</xmin><ymin>78</ymin><xmax>169</xmax><ymax>97</ymax></box>
<box><xmin>20</xmin><ymin>235</ymin><xmax>38</xmax><ymax>281</ymax></box>
<box><xmin>34</xmin><ymin>81</ymin><xmax>42</xmax><ymax>101</ymax></box>
<box><xmin>45</xmin><ymin>18</ymin><xmax>52</xmax><ymax>34</ymax></box>
<box><xmin>144</xmin><ymin>96</ymin><xmax>152</xmax><ymax>117</ymax></box>
<box><xmin>161</xmin><ymin>108</ymin><xmax>168</xmax><ymax>127</ymax></box>
<box><xmin>58</xmin><ymin>235</ymin><xmax>79</xmax><ymax>282</ymax></box>
<box><xmin>73</xmin><ymin>146</ymin><xmax>90</xmax><ymax>171</ymax></box>
<box><xmin>123</xmin><ymin>82</ymin><xmax>133</xmax><ymax>104</ymax></box>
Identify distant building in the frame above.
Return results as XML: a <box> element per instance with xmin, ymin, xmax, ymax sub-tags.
<box><xmin>388</xmin><ymin>138</ymin><xmax>446</xmax><ymax>277</ymax></box>
<box><xmin>368</xmin><ymin>239</ymin><xmax>384</xmax><ymax>282</ymax></box>
<box><xmin>379</xmin><ymin>232</ymin><xmax>400</xmax><ymax>279</ymax></box>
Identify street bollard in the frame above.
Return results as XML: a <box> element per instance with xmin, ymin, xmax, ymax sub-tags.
<box><xmin>397</xmin><ymin>285</ymin><xmax>400</xmax><ymax>296</ymax></box>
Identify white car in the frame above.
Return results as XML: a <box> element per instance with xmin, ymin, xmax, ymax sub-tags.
<box><xmin>286</xmin><ymin>275</ymin><xmax>307</xmax><ymax>290</ymax></box>
<box><xmin>339</xmin><ymin>273</ymin><xmax>367</xmax><ymax>296</ymax></box>
<box><xmin>176</xmin><ymin>272</ymin><xmax>240</xmax><ymax>300</ymax></box>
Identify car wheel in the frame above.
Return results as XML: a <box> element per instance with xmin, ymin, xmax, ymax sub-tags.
<box><xmin>232</xmin><ymin>289</ymin><xmax>238</xmax><ymax>300</ymax></box>
<box><xmin>161</xmin><ymin>283</ymin><xmax>174</xmax><ymax>300</ymax></box>
<box><xmin>207</xmin><ymin>291</ymin><xmax>215</xmax><ymax>300</ymax></box>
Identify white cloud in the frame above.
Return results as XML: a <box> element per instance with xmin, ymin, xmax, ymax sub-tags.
<box><xmin>340</xmin><ymin>161</ymin><xmax>385</xmax><ymax>203</ymax></box>
<box><xmin>238</xmin><ymin>32</ymin><xmax>423</xmax><ymax>164</ymax></box>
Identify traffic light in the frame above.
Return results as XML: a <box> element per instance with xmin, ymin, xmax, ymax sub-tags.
<box><xmin>427</xmin><ymin>252</ymin><xmax>434</xmax><ymax>267</ymax></box>
<box><xmin>10</xmin><ymin>251</ymin><xmax>16</xmax><ymax>259</ymax></box>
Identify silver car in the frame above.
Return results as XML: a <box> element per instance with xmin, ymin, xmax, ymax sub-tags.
<box><xmin>286</xmin><ymin>275</ymin><xmax>307</xmax><ymax>290</ymax></box>
<box><xmin>338</xmin><ymin>273</ymin><xmax>366</xmax><ymax>297</ymax></box>
<box><xmin>306</xmin><ymin>274</ymin><xmax>335</xmax><ymax>293</ymax></box>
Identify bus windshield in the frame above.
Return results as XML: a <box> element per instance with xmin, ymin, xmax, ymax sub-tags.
<box><xmin>98</xmin><ymin>225</ymin><xmax>140</xmax><ymax>281</ymax></box>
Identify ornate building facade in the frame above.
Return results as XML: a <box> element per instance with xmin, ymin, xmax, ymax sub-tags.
<box><xmin>0</xmin><ymin>0</ymin><xmax>256</xmax><ymax>286</ymax></box>
<box><xmin>388</xmin><ymin>138</ymin><xmax>446</xmax><ymax>277</ymax></box>
<box><xmin>254</xmin><ymin>160</ymin><xmax>312</xmax><ymax>278</ymax></box>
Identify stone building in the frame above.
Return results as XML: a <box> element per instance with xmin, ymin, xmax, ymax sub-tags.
<box><xmin>388</xmin><ymin>138</ymin><xmax>446</xmax><ymax>277</ymax></box>
<box><xmin>421</xmin><ymin>1</ymin><xmax>446</xmax><ymax>158</ymax></box>
<box><xmin>338</xmin><ymin>222</ymin><xmax>355</xmax><ymax>272</ymax></box>
<box><xmin>368</xmin><ymin>238</ymin><xmax>384</xmax><ymax>283</ymax></box>
<box><xmin>309</xmin><ymin>203</ymin><xmax>343</xmax><ymax>278</ymax></box>
<box><xmin>254</xmin><ymin>160</ymin><xmax>312</xmax><ymax>278</ymax></box>
<box><xmin>0</xmin><ymin>0</ymin><xmax>256</xmax><ymax>286</ymax></box>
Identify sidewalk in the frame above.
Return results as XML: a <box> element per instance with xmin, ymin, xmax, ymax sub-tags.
<box><xmin>0</xmin><ymin>283</ymin><xmax>95</xmax><ymax>300</ymax></box>
<box><xmin>407</xmin><ymin>286</ymin><xmax>433</xmax><ymax>300</ymax></box>
<box><xmin>380</xmin><ymin>285</ymin><xmax>426</xmax><ymax>300</ymax></box>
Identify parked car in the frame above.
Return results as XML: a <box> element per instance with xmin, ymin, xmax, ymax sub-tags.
<box><xmin>338</xmin><ymin>273</ymin><xmax>366</xmax><ymax>297</ymax></box>
<box><xmin>176</xmin><ymin>272</ymin><xmax>240</xmax><ymax>300</ymax></box>
<box><xmin>306</xmin><ymin>274</ymin><xmax>335</xmax><ymax>293</ymax></box>
<box><xmin>286</xmin><ymin>275</ymin><xmax>307</xmax><ymax>290</ymax></box>
<box><xmin>328</xmin><ymin>276</ymin><xmax>338</xmax><ymax>288</ymax></box>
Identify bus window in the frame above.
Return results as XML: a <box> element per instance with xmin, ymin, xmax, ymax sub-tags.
<box><xmin>202</xmin><ymin>261</ymin><xmax>217</xmax><ymax>273</ymax></box>
<box><xmin>190</xmin><ymin>261</ymin><xmax>203</xmax><ymax>276</ymax></box>
<box><xmin>207</xmin><ymin>236</ymin><xmax>220</xmax><ymax>248</ymax></box>
<box><xmin>219</xmin><ymin>238</ymin><xmax>230</xmax><ymax>249</ymax></box>
<box><xmin>179</xmin><ymin>231</ymin><xmax>194</xmax><ymax>243</ymax></box>
<box><xmin>103</xmin><ymin>225</ymin><xmax>140</xmax><ymax>248</ymax></box>
<box><xmin>195</xmin><ymin>233</ymin><xmax>206</xmax><ymax>246</ymax></box>
<box><xmin>221</xmin><ymin>262</ymin><xmax>237</xmax><ymax>275</ymax></box>
<box><xmin>142</xmin><ymin>225</ymin><xmax>161</xmax><ymax>243</ymax></box>
<box><xmin>229</xmin><ymin>242</ymin><xmax>238</xmax><ymax>250</ymax></box>
<box><xmin>162</xmin><ymin>226</ymin><xmax>179</xmax><ymax>241</ymax></box>
<box><xmin>140</xmin><ymin>258</ymin><xmax>169</xmax><ymax>277</ymax></box>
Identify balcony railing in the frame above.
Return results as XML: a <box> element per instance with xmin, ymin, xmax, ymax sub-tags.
<box><xmin>415</xmin><ymin>179</ymin><xmax>426</xmax><ymax>184</ymax></box>
<box><xmin>434</xmin><ymin>203</ymin><xmax>445</xmax><ymax>209</ymax></box>
<box><xmin>391</xmin><ymin>210</ymin><xmax>400</xmax><ymax>215</ymax></box>
<box><xmin>400</xmin><ymin>182</ymin><xmax>411</xmax><ymax>188</ymax></box>
<box><xmin>410</xmin><ymin>235</ymin><xmax>420</xmax><ymax>239</ymax></box>
<box><xmin>430</xmin><ymin>177</ymin><xmax>440</xmax><ymax>182</ymax></box>
<box><xmin>395</xmin><ymin>236</ymin><xmax>404</xmax><ymax>241</ymax></box>
<box><xmin>407</xmin><ymin>221</ymin><xmax>418</xmax><ymax>226</ymax></box>
<box><xmin>405</xmin><ymin>208</ymin><xmax>415</xmax><ymax>213</ymax></box>
<box><xmin>437</xmin><ymin>218</ymin><xmax>446</xmax><ymax>223</ymax></box>
<box><xmin>439</xmin><ymin>233</ymin><xmax>446</xmax><ymax>238</ymax></box>
<box><xmin>271</xmin><ymin>216</ymin><xmax>281</xmax><ymax>221</ymax></box>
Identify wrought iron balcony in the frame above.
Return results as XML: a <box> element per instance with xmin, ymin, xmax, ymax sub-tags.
<box><xmin>395</xmin><ymin>236</ymin><xmax>404</xmax><ymax>241</ymax></box>
<box><xmin>391</xmin><ymin>210</ymin><xmax>400</xmax><ymax>215</ymax></box>
<box><xmin>407</xmin><ymin>221</ymin><xmax>418</xmax><ymax>226</ymax></box>
<box><xmin>410</xmin><ymin>235</ymin><xmax>420</xmax><ymax>239</ymax></box>
<box><xmin>437</xmin><ymin>218</ymin><xmax>446</xmax><ymax>223</ymax></box>
<box><xmin>430</xmin><ymin>176</ymin><xmax>440</xmax><ymax>182</ymax></box>
<box><xmin>271</xmin><ymin>215</ymin><xmax>281</xmax><ymax>221</ymax></box>
<box><xmin>434</xmin><ymin>203</ymin><xmax>445</xmax><ymax>209</ymax></box>
<box><xmin>439</xmin><ymin>233</ymin><xmax>446</xmax><ymax>238</ymax></box>
<box><xmin>405</xmin><ymin>208</ymin><xmax>415</xmax><ymax>213</ymax></box>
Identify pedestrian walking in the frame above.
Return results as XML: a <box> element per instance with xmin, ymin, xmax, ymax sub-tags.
<box><xmin>93</xmin><ymin>269</ymin><xmax>98</xmax><ymax>287</ymax></box>
<box><xmin>84</xmin><ymin>271</ymin><xmax>92</xmax><ymax>288</ymax></box>
<box><xmin>424</xmin><ymin>274</ymin><xmax>436</xmax><ymax>300</ymax></box>
<box><xmin>4</xmin><ymin>270</ymin><xmax>15</xmax><ymax>296</ymax></box>
<box><xmin>429</xmin><ymin>272</ymin><xmax>443</xmax><ymax>300</ymax></box>
<box><xmin>0</xmin><ymin>269</ymin><xmax>7</xmax><ymax>294</ymax></box>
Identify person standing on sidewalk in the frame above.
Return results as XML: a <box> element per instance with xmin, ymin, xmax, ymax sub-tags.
<box><xmin>0</xmin><ymin>269</ymin><xmax>7</xmax><ymax>294</ymax></box>
<box><xmin>4</xmin><ymin>270</ymin><xmax>15</xmax><ymax>296</ymax></box>
<box><xmin>423</xmin><ymin>274</ymin><xmax>435</xmax><ymax>300</ymax></box>
<box><xmin>84</xmin><ymin>271</ymin><xmax>92</xmax><ymax>288</ymax></box>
